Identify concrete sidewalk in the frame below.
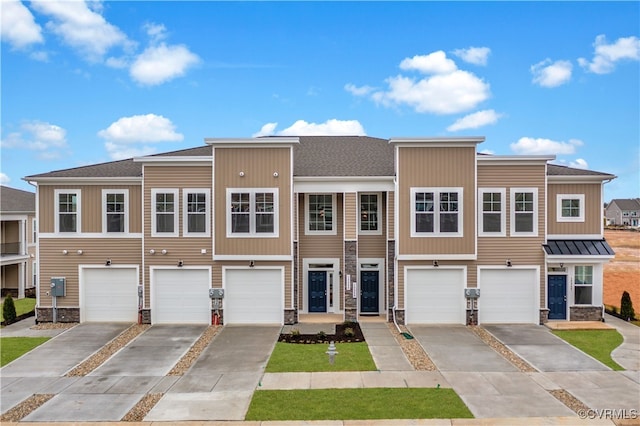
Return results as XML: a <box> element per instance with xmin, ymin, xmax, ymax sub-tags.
<box><xmin>359</xmin><ymin>321</ymin><xmax>413</xmax><ymax>371</ymax></box>
<box><xmin>605</xmin><ymin>313</ymin><xmax>640</xmax><ymax>373</ymax></box>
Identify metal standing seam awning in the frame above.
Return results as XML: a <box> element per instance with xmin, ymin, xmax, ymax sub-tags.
<box><xmin>542</xmin><ymin>239</ymin><xmax>615</xmax><ymax>262</ymax></box>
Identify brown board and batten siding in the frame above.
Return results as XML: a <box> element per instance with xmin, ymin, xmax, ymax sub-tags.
<box><xmin>297</xmin><ymin>193</ymin><xmax>344</xmax><ymax>310</ymax></box>
<box><xmin>344</xmin><ymin>192</ymin><xmax>357</xmax><ymax>240</ymax></box>
<box><xmin>396</xmin><ymin>146</ymin><xmax>476</xmax><ymax>256</ymax></box>
<box><xmin>359</xmin><ymin>193</ymin><xmax>387</xmax><ymax>259</ymax></box>
<box><xmin>547</xmin><ymin>183</ymin><xmax>602</xmax><ymax>235</ymax></box>
<box><xmin>38</xmin><ymin>239</ymin><xmax>141</xmax><ymax>307</ymax></box>
<box><xmin>387</xmin><ymin>191</ymin><xmax>395</xmax><ymax>240</ymax></box>
<box><xmin>38</xmin><ymin>184</ymin><xmax>142</xmax><ymax>234</ymax></box>
<box><xmin>213</xmin><ymin>147</ymin><xmax>292</xmax><ymax>256</ymax></box>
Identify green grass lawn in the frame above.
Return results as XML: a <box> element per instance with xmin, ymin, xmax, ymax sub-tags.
<box><xmin>266</xmin><ymin>342</ymin><xmax>376</xmax><ymax>372</ymax></box>
<box><xmin>1</xmin><ymin>297</ymin><xmax>36</xmax><ymax>322</ymax></box>
<box><xmin>246</xmin><ymin>388</ymin><xmax>473</xmax><ymax>420</ymax></box>
<box><xmin>1</xmin><ymin>337</ymin><xmax>50</xmax><ymax>366</ymax></box>
<box><xmin>552</xmin><ymin>329</ymin><xmax>624</xmax><ymax>370</ymax></box>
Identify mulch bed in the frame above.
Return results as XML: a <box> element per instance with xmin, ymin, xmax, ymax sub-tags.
<box><xmin>278</xmin><ymin>322</ymin><xmax>365</xmax><ymax>343</ymax></box>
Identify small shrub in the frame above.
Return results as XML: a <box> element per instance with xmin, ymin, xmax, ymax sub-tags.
<box><xmin>3</xmin><ymin>295</ymin><xmax>17</xmax><ymax>325</ymax></box>
<box><xmin>316</xmin><ymin>331</ymin><xmax>327</xmax><ymax>340</ymax></box>
<box><xmin>344</xmin><ymin>327</ymin><xmax>355</xmax><ymax>338</ymax></box>
<box><xmin>290</xmin><ymin>328</ymin><xmax>300</xmax><ymax>336</ymax></box>
<box><xmin>620</xmin><ymin>291</ymin><xmax>635</xmax><ymax>321</ymax></box>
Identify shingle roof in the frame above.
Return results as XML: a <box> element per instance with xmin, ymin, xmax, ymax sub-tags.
<box><xmin>609</xmin><ymin>198</ymin><xmax>640</xmax><ymax>211</ymax></box>
<box><xmin>1</xmin><ymin>186</ymin><xmax>35</xmax><ymax>213</ymax></box>
<box><xmin>547</xmin><ymin>163</ymin><xmax>615</xmax><ymax>177</ymax></box>
<box><xmin>543</xmin><ymin>239</ymin><xmax>615</xmax><ymax>256</ymax></box>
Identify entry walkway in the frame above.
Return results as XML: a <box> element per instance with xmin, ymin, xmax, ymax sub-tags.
<box><xmin>605</xmin><ymin>313</ymin><xmax>640</xmax><ymax>373</ymax></box>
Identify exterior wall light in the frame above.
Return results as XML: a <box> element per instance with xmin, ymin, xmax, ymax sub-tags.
<box><xmin>433</xmin><ymin>260</ymin><xmax>439</xmax><ymax>267</ymax></box>
<box><xmin>178</xmin><ymin>260</ymin><xmax>184</xmax><ymax>267</ymax></box>
<box><xmin>506</xmin><ymin>259</ymin><xmax>512</xmax><ymax>267</ymax></box>
<box><xmin>161</xmin><ymin>249</ymin><xmax>168</xmax><ymax>255</ymax></box>
<box><xmin>239</xmin><ymin>171</ymin><xmax>245</xmax><ymax>177</ymax></box>
<box><xmin>105</xmin><ymin>259</ymin><xmax>112</xmax><ymax>266</ymax></box>
<box><xmin>62</xmin><ymin>250</ymin><xmax>68</xmax><ymax>255</ymax></box>
<box><xmin>77</xmin><ymin>250</ymin><xmax>83</xmax><ymax>255</ymax></box>
<box><xmin>149</xmin><ymin>249</ymin><xmax>155</xmax><ymax>255</ymax></box>
<box><xmin>273</xmin><ymin>172</ymin><xmax>279</xmax><ymax>177</ymax></box>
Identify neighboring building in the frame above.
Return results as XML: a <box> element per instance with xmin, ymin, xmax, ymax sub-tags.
<box><xmin>605</xmin><ymin>198</ymin><xmax>640</xmax><ymax>227</ymax></box>
<box><xmin>1</xmin><ymin>186</ymin><xmax>37</xmax><ymax>298</ymax></box>
<box><xmin>24</xmin><ymin>136</ymin><xmax>616</xmax><ymax>325</ymax></box>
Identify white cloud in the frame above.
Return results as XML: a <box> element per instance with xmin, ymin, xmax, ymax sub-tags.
<box><xmin>452</xmin><ymin>47</ymin><xmax>491</xmax><ymax>66</ymax></box>
<box><xmin>98</xmin><ymin>114</ymin><xmax>183</xmax><ymax>143</ymax></box>
<box><xmin>104</xmin><ymin>142</ymin><xmax>157</xmax><ymax>160</ymax></box>
<box><xmin>143</xmin><ymin>22</ymin><xmax>167</xmax><ymax>44</ymax></box>
<box><xmin>130</xmin><ymin>43</ymin><xmax>200</xmax><ymax>86</ymax></box>
<box><xmin>400</xmin><ymin>51</ymin><xmax>457</xmax><ymax>74</ymax></box>
<box><xmin>1</xmin><ymin>120</ymin><xmax>68</xmax><ymax>151</ymax></box>
<box><xmin>253</xmin><ymin>119</ymin><xmax>366</xmax><ymax>137</ymax></box>
<box><xmin>531</xmin><ymin>59</ymin><xmax>572</xmax><ymax>88</ymax></box>
<box><xmin>578</xmin><ymin>35</ymin><xmax>640</xmax><ymax>74</ymax></box>
<box><xmin>1</xmin><ymin>0</ymin><xmax>44</xmax><ymax>49</ymax></box>
<box><xmin>30</xmin><ymin>0</ymin><xmax>130</xmax><ymax>62</ymax></box>
<box><xmin>29</xmin><ymin>50</ymin><xmax>49</xmax><ymax>62</ymax></box>
<box><xmin>447</xmin><ymin>109</ymin><xmax>502</xmax><ymax>132</ymax></box>
<box><xmin>479</xmin><ymin>149</ymin><xmax>495</xmax><ymax>155</ymax></box>
<box><xmin>344</xmin><ymin>83</ymin><xmax>375</xmax><ymax>96</ymax></box>
<box><xmin>510</xmin><ymin>137</ymin><xmax>583</xmax><ymax>155</ymax></box>
<box><xmin>0</xmin><ymin>173</ymin><xmax>11</xmax><ymax>184</ymax></box>
<box><xmin>569</xmin><ymin>158</ymin><xmax>589</xmax><ymax>169</ymax></box>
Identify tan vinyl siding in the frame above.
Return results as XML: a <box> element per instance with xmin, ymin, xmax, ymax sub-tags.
<box><xmin>213</xmin><ymin>148</ymin><xmax>291</xmax><ymax>256</ymax></box>
<box><xmin>38</xmin><ymin>184</ymin><xmax>142</xmax><ymax>234</ymax></box>
<box><xmin>359</xmin><ymin>194</ymin><xmax>387</xmax><ymax>259</ymax></box>
<box><xmin>38</xmin><ymin>239</ymin><xmax>142</xmax><ymax>307</ymax></box>
<box><xmin>212</xmin><ymin>261</ymin><xmax>292</xmax><ymax>309</ymax></box>
<box><xmin>547</xmin><ymin>183</ymin><xmax>602</xmax><ymax>235</ymax></box>
<box><xmin>397</xmin><ymin>146</ymin><xmax>476</xmax><ymax>255</ymax></box>
<box><xmin>1</xmin><ymin>221</ymin><xmax>19</xmax><ymax>244</ymax></box>
<box><xmin>387</xmin><ymin>191</ymin><xmax>395</xmax><ymax>240</ymax></box>
<box><xmin>344</xmin><ymin>192</ymin><xmax>357</xmax><ymax>240</ymax></box>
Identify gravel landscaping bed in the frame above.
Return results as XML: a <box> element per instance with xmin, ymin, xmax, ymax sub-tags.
<box><xmin>167</xmin><ymin>325</ymin><xmax>221</xmax><ymax>376</ymax></box>
<box><xmin>549</xmin><ymin>389</ymin><xmax>591</xmax><ymax>414</ymax></box>
<box><xmin>471</xmin><ymin>326</ymin><xmax>537</xmax><ymax>372</ymax></box>
<box><xmin>31</xmin><ymin>322</ymin><xmax>76</xmax><ymax>330</ymax></box>
<box><xmin>121</xmin><ymin>393</ymin><xmax>163</xmax><ymax>422</ymax></box>
<box><xmin>0</xmin><ymin>394</ymin><xmax>54</xmax><ymax>423</ymax></box>
<box><xmin>386</xmin><ymin>322</ymin><xmax>437</xmax><ymax>371</ymax></box>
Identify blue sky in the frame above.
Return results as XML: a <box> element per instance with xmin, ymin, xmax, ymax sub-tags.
<box><xmin>1</xmin><ymin>1</ymin><xmax>638</xmax><ymax>201</ymax></box>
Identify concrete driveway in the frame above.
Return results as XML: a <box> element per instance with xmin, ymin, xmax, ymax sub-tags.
<box><xmin>408</xmin><ymin>325</ymin><xmax>574</xmax><ymax>419</ymax></box>
<box><xmin>484</xmin><ymin>324</ymin><xmax>609</xmax><ymax>371</ymax></box>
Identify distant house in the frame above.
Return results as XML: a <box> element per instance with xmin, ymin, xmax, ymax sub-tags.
<box><xmin>606</xmin><ymin>198</ymin><xmax>640</xmax><ymax>227</ymax></box>
<box><xmin>1</xmin><ymin>186</ymin><xmax>37</xmax><ymax>298</ymax></box>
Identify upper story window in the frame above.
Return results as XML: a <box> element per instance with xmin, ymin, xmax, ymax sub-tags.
<box><xmin>227</xmin><ymin>188</ymin><xmax>278</xmax><ymax>237</ymax></box>
<box><xmin>510</xmin><ymin>188</ymin><xmax>538</xmax><ymax>236</ymax></box>
<box><xmin>574</xmin><ymin>265</ymin><xmax>593</xmax><ymax>304</ymax></box>
<box><xmin>306</xmin><ymin>194</ymin><xmax>336</xmax><ymax>235</ymax></box>
<box><xmin>183</xmin><ymin>189</ymin><xmax>210</xmax><ymax>237</ymax></box>
<box><xmin>479</xmin><ymin>188</ymin><xmax>505</xmax><ymax>236</ymax></box>
<box><xmin>411</xmin><ymin>187</ymin><xmax>463</xmax><ymax>237</ymax></box>
<box><xmin>557</xmin><ymin>194</ymin><xmax>585</xmax><ymax>222</ymax></box>
<box><xmin>359</xmin><ymin>193</ymin><xmax>381</xmax><ymax>235</ymax></box>
<box><xmin>152</xmin><ymin>189</ymin><xmax>179</xmax><ymax>237</ymax></box>
<box><xmin>103</xmin><ymin>189</ymin><xmax>128</xmax><ymax>233</ymax></box>
<box><xmin>55</xmin><ymin>189</ymin><xmax>80</xmax><ymax>233</ymax></box>
<box><xmin>32</xmin><ymin>219</ymin><xmax>37</xmax><ymax>243</ymax></box>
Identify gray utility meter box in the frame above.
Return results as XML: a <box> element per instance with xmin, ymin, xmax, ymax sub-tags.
<box><xmin>50</xmin><ymin>277</ymin><xmax>66</xmax><ymax>297</ymax></box>
<box><xmin>209</xmin><ymin>288</ymin><xmax>224</xmax><ymax>299</ymax></box>
<box><xmin>464</xmin><ymin>288</ymin><xmax>480</xmax><ymax>298</ymax></box>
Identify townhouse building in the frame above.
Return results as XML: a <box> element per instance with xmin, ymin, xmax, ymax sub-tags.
<box><xmin>24</xmin><ymin>136</ymin><xmax>615</xmax><ymax>325</ymax></box>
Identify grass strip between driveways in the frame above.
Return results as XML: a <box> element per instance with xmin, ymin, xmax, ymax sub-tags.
<box><xmin>552</xmin><ymin>329</ymin><xmax>624</xmax><ymax>370</ymax></box>
<box><xmin>1</xmin><ymin>337</ymin><xmax>50</xmax><ymax>366</ymax></box>
<box><xmin>265</xmin><ymin>342</ymin><xmax>376</xmax><ymax>372</ymax></box>
<box><xmin>246</xmin><ymin>388</ymin><xmax>473</xmax><ymax>420</ymax></box>
<box><xmin>1</xmin><ymin>297</ymin><xmax>36</xmax><ymax>323</ymax></box>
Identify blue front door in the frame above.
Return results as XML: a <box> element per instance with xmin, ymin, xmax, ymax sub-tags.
<box><xmin>308</xmin><ymin>271</ymin><xmax>327</xmax><ymax>312</ymax></box>
<box><xmin>360</xmin><ymin>271</ymin><xmax>379</xmax><ymax>313</ymax></box>
<box><xmin>548</xmin><ymin>275</ymin><xmax>567</xmax><ymax>320</ymax></box>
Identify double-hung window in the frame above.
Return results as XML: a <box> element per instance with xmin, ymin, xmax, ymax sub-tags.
<box><xmin>183</xmin><ymin>189</ymin><xmax>210</xmax><ymax>236</ymax></box>
<box><xmin>227</xmin><ymin>188</ymin><xmax>278</xmax><ymax>237</ymax></box>
<box><xmin>557</xmin><ymin>194</ymin><xmax>585</xmax><ymax>222</ymax></box>
<box><xmin>574</xmin><ymin>265</ymin><xmax>593</xmax><ymax>304</ymax></box>
<box><xmin>55</xmin><ymin>189</ymin><xmax>80</xmax><ymax>233</ymax></box>
<box><xmin>359</xmin><ymin>193</ymin><xmax>381</xmax><ymax>235</ymax></box>
<box><xmin>103</xmin><ymin>189</ymin><xmax>128</xmax><ymax>233</ymax></box>
<box><xmin>510</xmin><ymin>188</ymin><xmax>538</xmax><ymax>236</ymax></box>
<box><xmin>152</xmin><ymin>189</ymin><xmax>179</xmax><ymax>237</ymax></box>
<box><xmin>479</xmin><ymin>188</ymin><xmax>506</xmax><ymax>236</ymax></box>
<box><xmin>411</xmin><ymin>188</ymin><xmax>463</xmax><ymax>237</ymax></box>
<box><xmin>306</xmin><ymin>194</ymin><xmax>335</xmax><ymax>235</ymax></box>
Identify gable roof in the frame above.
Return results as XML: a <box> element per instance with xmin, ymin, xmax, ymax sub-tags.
<box><xmin>547</xmin><ymin>163</ymin><xmax>615</xmax><ymax>177</ymax></box>
<box><xmin>1</xmin><ymin>186</ymin><xmax>36</xmax><ymax>213</ymax></box>
<box><xmin>609</xmin><ymin>198</ymin><xmax>640</xmax><ymax>211</ymax></box>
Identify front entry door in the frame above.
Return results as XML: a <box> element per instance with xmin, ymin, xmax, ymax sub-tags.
<box><xmin>360</xmin><ymin>271</ymin><xmax>379</xmax><ymax>313</ymax></box>
<box><xmin>548</xmin><ymin>275</ymin><xmax>567</xmax><ymax>320</ymax></box>
<box><xmin>308</xmin><ymin>271</ymin><xmax>327</xmax><ymax>312</ymax></box>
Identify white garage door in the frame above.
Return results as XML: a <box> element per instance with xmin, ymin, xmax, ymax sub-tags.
<box><xmin>405</xmin><ymin>268</ymin><xmax>465</xmax><ymax>324</ymax></box>
<box><xmin>81</xmin><ymin>267</ymin><xmax>138</xmax><ymax>323</ymax></box>
<box><xmin>152</xmin><ymin>269</ymin><xmax>210</xmax><ymax>324</ymax></box>
<box><xmin>224</xmin><ymin>268</ymin><xmax>283</xmax><ymax>324</ymax></box>
<box><xmin>479</xmin><ymin>269</ymin><xmax>538</xmax><ymax>324</ymax></box>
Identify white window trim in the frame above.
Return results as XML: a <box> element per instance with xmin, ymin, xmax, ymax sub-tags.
<box><xmin>358</xmin><ymin>192</ymin><xmax>382</xmax><ymax>235</ymax></box>
<box><xmin>510</xmin><ymin>187</ymin><xmax>538</xmax><ymax>237</ymax></box>
<box><xmin>32</xmin><ymin>218</ymin><xmax>37</xmax><ymax>244</ymax></box>
<box><xmin>478</xmin><ymin>188</ymin><xmax>506</xmax><ymax>237</ymax></box>
<box><xmin>54</xmin><ymin>189</ymin><xmax>81</xmax><ymax>234</ymax></box>
<box><xmin>226</xmin><ymin>188</ymin><xmax>279</xmax><ymax>238</ymax></box>
<box><xmin>305</xmin><ymin>193</ymin><xmax>337</xmax><ymax>235</ymax></box>
<box><xmin>183</xmin><ymin>188</ymin><xmax>211</xmax><ymax>237</ymax></box>
<box><xmin>557</xmin><ymin>194</ymin><xmax>585</xmax><ymax>223</ymax></box>
<box><xmin>102</xmin><ymin>189</ymin><xmax>129</xmax><ymax>234</ymax></box>
<box><xmin>573</xmin><ymin>265</ymin><xmax>594</xmax><ymax>306</ymax></box>
<box><xmin>410</xmin><ymin>187</ymin><xmax>463</xmax><ymax>237</ymax></box>
<box><xmin>151</xmin><ymin>188</ymin><xmax>179</xmax><ymax>237</ymax></box>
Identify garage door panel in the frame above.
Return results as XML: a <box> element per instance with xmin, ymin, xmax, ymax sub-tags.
<box><xmin>406</xmin><ymin>269</ymin><xmax>465</xmax><ymax>324</ymax></box>
<box><xmin>225</xmin><ymin>269</ymin><xmax>282</xmax><ymax>325</ymax></box>
<box><xmin>479</xmin><ymin>269</ymin><xmax>538</xmax><ymax>324</ymax></box>
<box><xmin>152</xmin><ymin>269</ymin><xmax>210</xmax><ymax>324</ymax></box>
<box><xmin>82</xmin><ymin>268</ymin><xmax>138</xmax><ymax>323</ymax></box>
